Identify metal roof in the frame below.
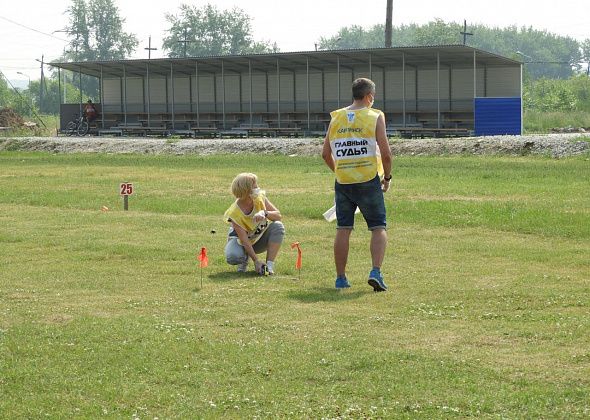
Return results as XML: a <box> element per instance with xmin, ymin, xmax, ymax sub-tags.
<box><xmin>49</xmin><ymin>45</ymin><xmax>520</xmax><ymax>78</ymax></box>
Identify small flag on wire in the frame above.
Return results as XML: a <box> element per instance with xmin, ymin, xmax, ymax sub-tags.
<box><xmin>290</xmin><ymin>242</ymin><xmax>302</xmax><ymax>277</ymax></box>
<box><xmin>197</xmin><ymin>247</ymin><xmax>208</xmax><ymax>288</ymax></box>
<box><xmin>197</xmin><ymin>247</ymin><xmax>209</xmax><ymax>268</ymax></box>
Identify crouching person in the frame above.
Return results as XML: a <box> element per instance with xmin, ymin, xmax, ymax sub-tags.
<box><xmin>223</xmin><ymin>173</ymin><xmax>285</xmax><ymax>275</ymax></box>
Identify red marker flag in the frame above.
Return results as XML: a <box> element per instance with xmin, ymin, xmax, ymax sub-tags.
<box><xmin>290</xmin><ymin>242</ymin><xmax>302</xmax><ymax>270</ymax></box>
<box><xmin>197</xmin><ymin>247</ymin><xmax>209</xmax><ymax>268</ymax></box>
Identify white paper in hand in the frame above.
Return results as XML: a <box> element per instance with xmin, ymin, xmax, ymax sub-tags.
<box><xmin>323</xmin><ymin>204</ymin><xmax>337</xmax><ymax>222</ymax></box>
<box><xmin>323</xmin><ymin>204</ymin><xmax>360</xmax><ymax>222</ymax></box>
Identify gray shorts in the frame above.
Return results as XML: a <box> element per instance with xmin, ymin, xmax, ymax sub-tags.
<box><xmin>225</xmin><ymin>221</ymin><xmax>285</xmax><ymax>265</ymax></box>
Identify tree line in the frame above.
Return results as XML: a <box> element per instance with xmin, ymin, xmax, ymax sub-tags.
<box><xmin>1</xmin><ymin>1</ymin><xmax>589</xmax><ymax>115</ymax></box>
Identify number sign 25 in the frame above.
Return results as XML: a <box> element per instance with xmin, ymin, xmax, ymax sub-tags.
<box><xmin>120</xmin><ymin>183</ymin><xmax>134</xmax><ymax>196</ymax></box>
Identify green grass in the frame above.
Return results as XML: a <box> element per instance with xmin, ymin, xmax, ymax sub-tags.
<box><xmin>1</xmin><ymin>152</ymin><xmax>589</xmax><ymax>418</ymax></box>
<box><xmin>524</xmin><ymin>110</ymin><xmax>590</xmax><ymax>133</ymax></box>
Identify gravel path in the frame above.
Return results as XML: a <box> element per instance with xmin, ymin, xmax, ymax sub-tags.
<box><xmin>1</xmin><ymin>133</ymin><xmax>588</xmax><ymax>158</ymax></box>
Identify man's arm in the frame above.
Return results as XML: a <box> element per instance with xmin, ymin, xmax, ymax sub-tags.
<box><xmin>376</xmin><ymin>113</ymin><xmax>392</xmax><ymax>192</ymax></box>
<box><xmin>322</xmin><ymin>122</ymin><xmax>335</xmax><ymax>172</ymax></box>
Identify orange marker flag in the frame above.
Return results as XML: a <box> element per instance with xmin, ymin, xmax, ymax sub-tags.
<box><xmin>290</xmin><ymin>242</ymin><xmax>302</xmax><ymax>270</ymax></box>
<box><xmin>197</xmin><ymin>247</ymin><xmax>209</xmax><ymax>268</ymax></box>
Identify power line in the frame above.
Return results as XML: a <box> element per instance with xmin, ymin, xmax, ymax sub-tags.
<box><xmin>0</xmin><ymin>15</ymin><xmax>68</xmax><ymax>42</ymax></box>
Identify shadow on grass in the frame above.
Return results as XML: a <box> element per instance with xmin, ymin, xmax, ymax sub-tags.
<box><xmin>286</xmin><ymin>286</ymin><xmax>367</xmax><ymax>303</ymax></box>
<box><xmin>207</xmin><ymin>271</ymin><xmax>259</xmax><ymax>282</ymax></box>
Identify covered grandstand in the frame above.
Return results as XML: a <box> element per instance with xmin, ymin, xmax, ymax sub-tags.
<box><xmin>51</xmin><ymin>45</ymin><xmax>522</xmax><ymax>137</ymax></box>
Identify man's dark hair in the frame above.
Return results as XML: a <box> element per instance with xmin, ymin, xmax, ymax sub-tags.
<box><xmin>352</xmin><ymin>78</ymin><xmax>375</xmax><ymax>100</ymax></box>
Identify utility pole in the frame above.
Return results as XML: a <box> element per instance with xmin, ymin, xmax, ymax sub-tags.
<box><xmin>460</xmin><ymin>20</ymin><xmax>473</xmax><ymax>45</ymax></box>
<box><xmin>385</xmin><ymin>0</ymin><xmax>393</xmax><ymax>48</ymax></box>
<box><xmin>144</xmin><ymin>36</ymin><xmax>157</xmax><ymax>59</ymax></box>
<box><xmin>36</xmin><ymin>55</ymin><xmax>45</xmax><ymax>112</ymax></box>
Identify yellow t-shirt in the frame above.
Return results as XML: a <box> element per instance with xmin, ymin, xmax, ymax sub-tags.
<box><xmin>328</xmin><ymin>107</ymin><xmax>384</xmax><ymax>184</ymax></box>
<box><xmin>223</xmin><ymin>193</ymin><xmax>270</xmax><ymax>245</ymax></box>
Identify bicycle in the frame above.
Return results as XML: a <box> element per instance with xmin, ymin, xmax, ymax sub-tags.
<box><xmin>64</xmin><ymin>113</ymin><xmax>89</xmax><ymax>136</ymax></box>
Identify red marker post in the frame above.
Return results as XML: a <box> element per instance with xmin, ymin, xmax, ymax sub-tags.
<box><xmin>119</xmin><ymin>182</ymin><xmax>134</xmax><ymax>211</ymax></box>
<box><xmin>290</xmin><ymin>242</ymin><xmax>302</xmax><ymax>281</ymax></box>
<box><xmin>197</xmin><ymin>247</ymin><xmax>209</xmax><ymax>288</ymax></box>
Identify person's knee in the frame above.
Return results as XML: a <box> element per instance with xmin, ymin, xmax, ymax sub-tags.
<box><xmin>274</xmin><ymin>221</ymin><xmax>285</xmax><ymax>235</ymax></box>
<box><xmin>225</xmin><ymin>242</ymin><xmax>246</xmax><ymax>265</ymax></box>
<box><xmin>226</xmin><ymin>251</ymin><xmax>246</xmax><ymax>265</ymax></box>
<box><xmin>270</xmin><ymin>221</ymin><xmax>285</xmax><ymax>242</ymax></box>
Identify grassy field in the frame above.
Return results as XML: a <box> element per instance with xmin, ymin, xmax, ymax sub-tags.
<box><xmin>524</xmin><ymin>110</ymin><xmax>590</xmax><ymax>133</ymax></box>
<box><xmin>0</xmin><ymin>152</ymin><xmax>589</xmax><ymax>418</ymax></box>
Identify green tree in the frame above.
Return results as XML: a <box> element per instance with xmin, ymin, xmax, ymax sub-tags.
<box><xmin>0</xmin><ymin>74</ymin><xmax>33</xmax><ymax>116</ymax></box>
<box><xmin>163</xmin><ymin>3</ymin><xmax>278</xmax><ymax>57</ymax></box>
<box><xmin>581</xmin><ymin>39</ymin><xmax>590</xmax><ymax>76</ymax></box>
<box><xmin>64</xmin><ymin>0</ymin><xmax>138</xmax><ymax>61</ymax></box>
<box><xmin>524</xmin><ymin>78</ymin><xmax>578</xmax><ymax>111</ymax></box>
<box><xmin>412</xmin><ymin>19</ymin><xmax>460</xmax><ymax>45</ymax></box>
<box><xmin>318</xmin><ymin>20</ymin><xmax>580</xmax><ymax>80</ymax></box>
<box><xmin>0</xmin><ymin>76</ymin><xmax>18</xmax><ymax>109</ymax></box>
<box><xmin>29</xmin><ymin>78</ymin><xmax>81</xmax><ymax>115</ymax></box>
<box><xmin>61</xmin><ymin>0</ymin><xmax>138</xmax><ymax>100</ymax></box>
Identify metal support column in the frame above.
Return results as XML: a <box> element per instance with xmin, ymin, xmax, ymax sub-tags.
<box><xmin>369</xmin><ymin>53</ymin><xmax>372</xmax><ymax>80</ymax></box>
<box><xmin>170</xmin><ymin>63</ymin><xmax>175</xmax><ymax>130</ymax></box>
<box><xmin>306</xmin><ymin>57</ymin><xmax>310</xmax><ymax>132</ymax></box>
<box><xmin>293</xmin><ymin>70</ymin><xmax>296</xmax><ymax>113</ymax></box>
<box><xmin>321</xmin><ymin>69</ymin><xmax>325</xmax><ymax>113</ymax></box>
<box><xmin>122</xmin><ymin>64</ymin><xmax>127</xmax><ymax>125</ymax></box>
<box><xmin>520</xmin><ymin>63</ymin><xmax>523</xmax><ymax>134</ymax></box>
<box><xmin>449</xmin><ymin>65</ymin><xmax>453</xmax><ymax>112</ymax></box>
<box><xmin>473</xmin><ymin>50</ymin><xmax>477</xmax><ymax>99</ymax></box>
<box><xmin>484</xmin><ymin>66</ymin><xmax>488</xmax><ymax>97</ymax></box>
<box><xmin>277</xmin><ymin>60</ymin><xmax>281</xmax><ymax>129</ymax></box>
<box><xmin>189</xmin><ymin>70</ymin><xmax>193</xmax><ymax>113</ymax></box>
<box><xmin>402</xmin><ymin>53</ymin><xmax>406</xmax><ymax>127</ymax></box>
<box><xmin>195</xmin><ymin>61</ymin><xmax>200</xmax><ymax>128</ymax></box>
<box><xmin>100</xmin><ymin>65</ymin><xmax>104</xmax><ymax>129</ymax></box>
<box><xmin>249</xmin><ymin>60</ymin><xmax>253</xmax><ymax>127</ymax></box>
<box><xmin>58</xmin><ymin>68</ymin><xmax>62</xmax><ymax>106</ymax></box>
<box><xmin>146</xmin><ymin>63</ymin><xmax>150</xmax><ymax>127</ymax></box>
<box><xmin>265</xmin><ymin>72</ymin><xmax>269</xmax><ymax>113</ymax></box>
<box><xmin>221</xmin><ymin>60</ymin><xmax>226</xmax><ymax>129</ymax></box>
<box><xmin>415</xmin><ymin>68</ymin><xmax>418</xmax><ymax>112</ymax></box>
<box><xmin>437</xmin><ymin>52</ymin><xmax>441</xmax><ymax>128</ymax></box>
<box><xmin>239</xmin><ymin>70</ymin><xmax>243</xmax><ymax>113</ymax></box>
<box><xmin>382</xmin><ymin>68</ymin><xmax>386</xmax><ymax>112</ymax></box>
<box><xmin>212</xmin><ymin>73</ymin><xmax>217</xmax><ymax>114</ymax></box>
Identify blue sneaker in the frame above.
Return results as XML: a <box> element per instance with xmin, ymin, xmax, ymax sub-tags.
<box><xmin>335</xmin><ymin>277</ymin><xmax>351</xmax><ymax>289</ymax></box>
<box><xmin>368</xmin><ymin>269</ymin><xmax>387</xmax><ymax>292</ymax></box>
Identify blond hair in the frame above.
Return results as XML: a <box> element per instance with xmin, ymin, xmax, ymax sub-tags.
<box><xmin>231</xmin><ymin>173</ymin><xmax>258</xmax><ymax>199</ymax></box>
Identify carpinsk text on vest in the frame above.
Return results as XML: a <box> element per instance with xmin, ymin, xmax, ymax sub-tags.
<box><xmin>337</xmin><ymin>127</ymin><xmax>363</xmax><ymax>134</ymax></box>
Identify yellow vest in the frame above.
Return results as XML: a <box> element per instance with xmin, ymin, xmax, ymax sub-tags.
<box><xmin>328</xmin><ymin>107</ymin><xmax>384</xmax><ymax>184</ymax></box>
<box><xmin>223</xmin><ymin>193</ymin><xmax>270</xmax><ymax>245</ymax></box>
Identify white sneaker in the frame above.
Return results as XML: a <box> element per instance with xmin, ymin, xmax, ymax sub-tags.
<box><xmin>237</xmin><ymin>260</ymin><xmax>248</xmax><ymax>272</ymax></box>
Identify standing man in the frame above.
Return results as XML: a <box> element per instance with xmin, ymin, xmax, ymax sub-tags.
<box><xmin>322</xmin><ymin>78</ymin><xmax>392</xmax><ymax>292</ymax></box>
